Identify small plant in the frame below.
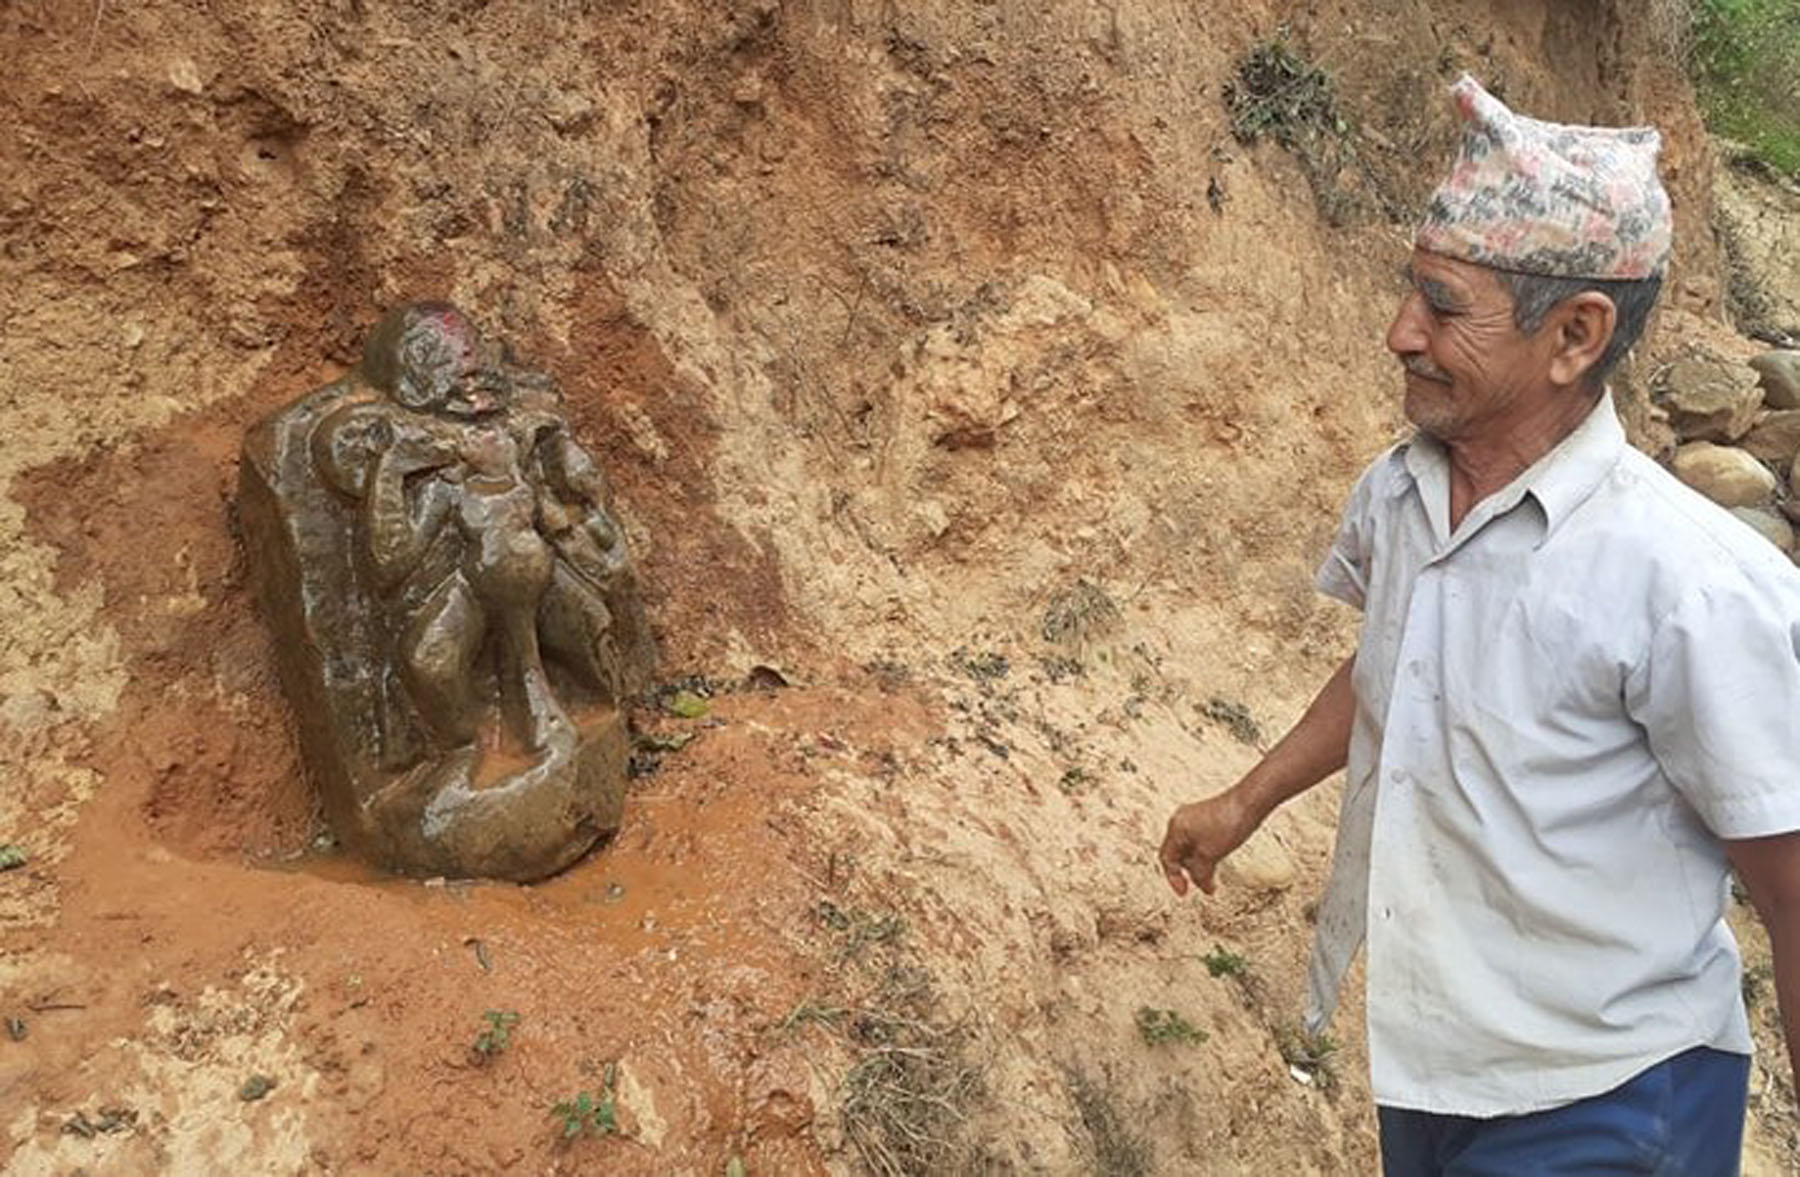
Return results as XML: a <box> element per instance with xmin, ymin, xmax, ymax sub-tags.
<box><xmin>1040</xmin><ymin>579</ymin><xmax>1123</xmax><ymax>646</ymax></box>
<box><xmin>949</xmin><ymin>646</ymin><xmax>1010</xmax><ymax>682</ymax></box>
<box><xmin>1691</xmin><ymin>0</ymin><xmax>1800</xmax><ymax>180</ymax></box>
<box><xmin>1744</xmin><ymin>961</ymin><xmax>1776</xmax><ymax>1007</ymax></box>
<box><xmin>817</xmin><ymin>899</ymin><xmax>906</xmax><ymax>959</ymax></box>
<box><xmin>60</xmin><ymin>1105</ymin><xmax>137</xmax><ymax>1138</ymax></box>
<box><xmin>0</xmin><ymin>845</ymin><xmax>26</xmax><ymax>872</ymax></box>
<box><xmin>1275</xmin><ymin>1023</ymin><xmax>1339</xmax><ymax>1090</ymax></box>
<box><xmin>841</xmin><ymin>1023</ymin><xmax>980</xmax><ymax>1175</ymax></box>
<box><xmin>779</xmin><ymin>1000</ymin><xmax>848</xmax><ymax>1032</ymax></box>
<box><xmin>551</xmin><ymin>1066</ymin><xmax>619</xmax><ymax>1140</ymax></box>
<box><xmin>664</xmin><ymin>690</ymin><xmax>710</xmax><ymax>719</ymax></box>
<box><xmin>629</xmin><ymin>729</ymin><xmax>698</xmax><ymax>778</ymax></box>
<box><xmin>1135</xmin><ymin>1006</ymin><xmax>1208</xmax><ymax>1047</ymax></box>
<box><xmin>1201</xmin><ymin>944</ymin><xmax>1248</xmax><ymax>978</ymax></box>
<box><xmin>1227</xmin><ymin>36</ymin><xmax>1344</xmax><ymax>147</ymax></box>
<box><xmin>636</xmin><ymin>731</ymin><xmax>696</xmax><ymax>754</ymax></box>
<box><xmin>1067</xmin><ymin>1068</ymin><xmax>1153</xmax><ymax>1176</ymax></box>
<box><xmin>472</xmin><ymin>1009</ymin><xmax>520</xmax><ymax>1061</ymax></box>
<box><xmin>653</xmin><ymin>674</ymin><xmax>721</xmax><ymax>719</ymax></box>
<box><xmin>1224</xmin><ymin>34</ymin><xmax>1362</xmax><ymax>225</ymax></box>
<box><xmin>1057</xmin><ymin>766</ymin><xmax>1093</xmax><ymax>793</ymax></box>
<box><xmin>1201</xmin><ymin>697</ymin><xmax>1262</xmax><ymax>746</ymax></box>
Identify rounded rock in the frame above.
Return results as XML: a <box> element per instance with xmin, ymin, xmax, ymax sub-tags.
<box><xmin>1751</xmin><ymin>351</ymin><xmax>1800</xmax><ymax>411</ymax></box>
<box><xmin>1671</xmin><ymin>442</ymin><xmax>1777</xmax><ymax>507</ymax></box>
<box><xmin>1742</xmin><ymin>410</ymin><xmax>1800</xmax><ymax>463</ymax></box>
<box><xmin>1219</xmin><ymin>832</ymin><xmax>1297</xmax><ymax>892</ymax></box>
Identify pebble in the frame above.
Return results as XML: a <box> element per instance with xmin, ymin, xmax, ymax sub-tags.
<box><xmin>167</xmin><ymin>57</ymin><xmax>204</xmax><ymax>95</ymax></box>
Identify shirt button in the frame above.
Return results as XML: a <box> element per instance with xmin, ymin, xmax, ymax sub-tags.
<box><xmin>1388</xmin><ymin>769</ymin><xmax>1405</xmax><ymax>784</ymax></box>
<box><xmin>1408</xmin><ymin>660</ymin><xmax>1425</xmax><ymax>678</ymax></box>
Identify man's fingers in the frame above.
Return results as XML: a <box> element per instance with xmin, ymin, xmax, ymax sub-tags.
<box><xmin>1161</xmin><ymin>798</ymin><xmax>1244</xmax><ymax>899</ymax></box>
<box><xmin>1158</xmin><ymin>835</ymin><xmax>1190</xmax><ymax>896</ymax></box>
<box><xmin>1161</xmin><ymin>809</ymin><xmax>1227</xmax><ymax>898</ymax></box>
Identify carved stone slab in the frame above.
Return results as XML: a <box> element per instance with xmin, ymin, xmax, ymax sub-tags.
<box><xmin>239</xmin><ymin>303</ymin><xmax>654</xmax><ymax>881</ymax></box>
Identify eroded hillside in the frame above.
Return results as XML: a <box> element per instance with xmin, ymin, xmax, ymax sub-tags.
<box><xmin>1</xmin><ymin>1</ymin><xmax>1791</xmax><ymax>1173</ymax></box>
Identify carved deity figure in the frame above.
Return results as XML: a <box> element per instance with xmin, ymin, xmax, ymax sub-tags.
<box><xmin>240</xmin><ymin>302</ymin><xmax>654</xmax><ymax>881</ymax></box>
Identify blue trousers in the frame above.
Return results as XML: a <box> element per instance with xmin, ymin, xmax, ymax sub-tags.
<box><xmin>1379</xmin><ymin>1047</ymin><xmax>1750</xmax><ymax>1176</ymax></box>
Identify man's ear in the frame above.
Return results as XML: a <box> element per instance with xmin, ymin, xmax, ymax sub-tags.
<box><xmin>1545</xmin><ymin>291</ymin><xmax>1617</xmax><ymax>390</ymax></box>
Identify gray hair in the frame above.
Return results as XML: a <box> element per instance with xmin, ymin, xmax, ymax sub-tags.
<box><xmin>1493</xmin><ymin>270</ymin><xmax>1664</xmax><ymax>390</ymax></box>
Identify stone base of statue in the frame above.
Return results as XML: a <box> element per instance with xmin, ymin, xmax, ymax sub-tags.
<box><xmin>238</xmin><ymin>303</ymin><xmax>654</xmax><ymax>882</ymax></box>
<box><xmin>359</xmin><ymin>708</ymin><xmax>630</xmax><ymax>881</ymax></box>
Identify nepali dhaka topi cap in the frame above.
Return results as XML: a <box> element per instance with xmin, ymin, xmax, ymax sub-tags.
<box><xmin>1414</xmin><ymin>74</ymin><xmax>1671</xmax><ymax>280</ymax></box>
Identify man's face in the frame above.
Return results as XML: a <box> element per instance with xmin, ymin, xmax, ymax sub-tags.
<box><xmin>1386</xmin><ymin>249</ymin><xmax>1555</xmax><ymax>442</ymax></box>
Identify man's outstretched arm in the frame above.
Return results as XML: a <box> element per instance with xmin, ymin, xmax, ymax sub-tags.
<box><xmin>1726</xmin><ymin>833</ymin><xmax>1800</xmax><ymax>1090</ymax></box>
<box><xmin>1160</xmin><ymin>654</ymin><xmax>1356</xmax><ymax>896</ymax></box>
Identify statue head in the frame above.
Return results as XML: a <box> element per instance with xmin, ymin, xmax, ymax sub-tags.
<box><xmin>362</xmin><ymin>302</ymin><xmax>505</xmax><ymax>418</ymax></box>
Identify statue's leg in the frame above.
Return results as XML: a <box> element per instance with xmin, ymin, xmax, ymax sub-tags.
<box><xmin>400</xmin><ymin>574</ymin><xmax>485</xmax><ymax>749</ymax></box>
<box><xmin>539</xmin><ymin>564</ymin><xmax>618</xmax><ymax>702</ymax></box>
<box><xmin>497</xmin><ymin>598</ymin><xmax>570</xmax><ymax>752</ymax></box>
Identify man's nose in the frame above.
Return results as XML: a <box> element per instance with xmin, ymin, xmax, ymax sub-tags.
<box><xmin>1386</xmin><ymin>292</ymin><xmax>1430</xmax><ymax>358</ymax></box>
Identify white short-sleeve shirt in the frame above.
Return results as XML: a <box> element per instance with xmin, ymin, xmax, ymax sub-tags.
<box><xmin>1306</xmin><ymin>393</ymin><xmax>1800</xmax><ymax>1117</ymax></box>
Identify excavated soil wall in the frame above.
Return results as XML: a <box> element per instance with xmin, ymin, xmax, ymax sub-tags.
<box><xmin>2</xmin><ymin>1</ymin><xmax>1790</xmax><ymax>1174</ymax></box>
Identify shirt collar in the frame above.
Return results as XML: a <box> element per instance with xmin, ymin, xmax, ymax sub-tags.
<box><xmin>1395</xmin><ymin>391</ymin><xmax>1626</xmax><ymax>546</ymax></box>
<box><xmin>1523</xmin><ymin>390</ymin><xmax>1627</xmax><ymax>533</ymax></box>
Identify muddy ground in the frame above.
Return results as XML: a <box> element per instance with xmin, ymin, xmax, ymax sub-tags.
<box><xmin>3</xmin><ymin>0</ymin><xmax>1798</xmax><ymax>1173</ymax></box>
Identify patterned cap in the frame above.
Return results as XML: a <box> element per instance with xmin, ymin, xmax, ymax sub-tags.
<box><xmin>1414</xmin><ymin>75</ymin><xmax>1671</xmax><ymax>280</ymax></box>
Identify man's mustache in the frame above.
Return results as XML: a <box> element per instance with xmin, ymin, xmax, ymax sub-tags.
<box><xmin>1402</xmin><ymin>355</ymin><xmax>1452</xmax><ymax>383</ymax></box>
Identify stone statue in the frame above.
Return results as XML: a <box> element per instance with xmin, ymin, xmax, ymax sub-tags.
<box><xmin>239</xmin><ymin>303</ymin><xmax>655</xmax><ymax>881</ymax></box>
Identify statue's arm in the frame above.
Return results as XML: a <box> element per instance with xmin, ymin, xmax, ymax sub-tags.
<box><xmin>365</xmin><ymin>444</ymin><xmax>455</xmax><ymax>592</ymax></box>
<box><xmin>540</xmin><ymin>428</ymin><xmax>611</xmax><ymax>507</ymax></box>
<box><xmin>529</xmin><ymin>428</ymin><xmax>621</xmax><ymax>561</ymax></box>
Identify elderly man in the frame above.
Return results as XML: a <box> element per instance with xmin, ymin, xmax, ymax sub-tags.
<box><xmin>1160</xmin><ymin>76</ymin><xmax>1800</xmax><ymax>1174</ymax></box>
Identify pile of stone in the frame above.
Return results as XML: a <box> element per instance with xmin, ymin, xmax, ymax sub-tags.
<box><xmin>1661</xmin><ymin>349</ymin><xmax>1800</xmax><ymax>558</ymax></box>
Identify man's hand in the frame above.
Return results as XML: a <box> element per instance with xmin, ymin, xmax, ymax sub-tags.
<box><xmin>1158</xmin><ymin>655</ymin><xmax>1357</xmax><ymax>899</ymax></box>
<box><xmin>1160</xmin><ymin>790</ymin><xmax>1257</xmax><ymax>897</ymax></box>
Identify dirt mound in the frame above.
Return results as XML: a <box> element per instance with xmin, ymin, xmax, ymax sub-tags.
<box><xmin>1</xmin><ymin>1</ymin><xmax>1793</xmax><ymax>1173</ymax></box>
